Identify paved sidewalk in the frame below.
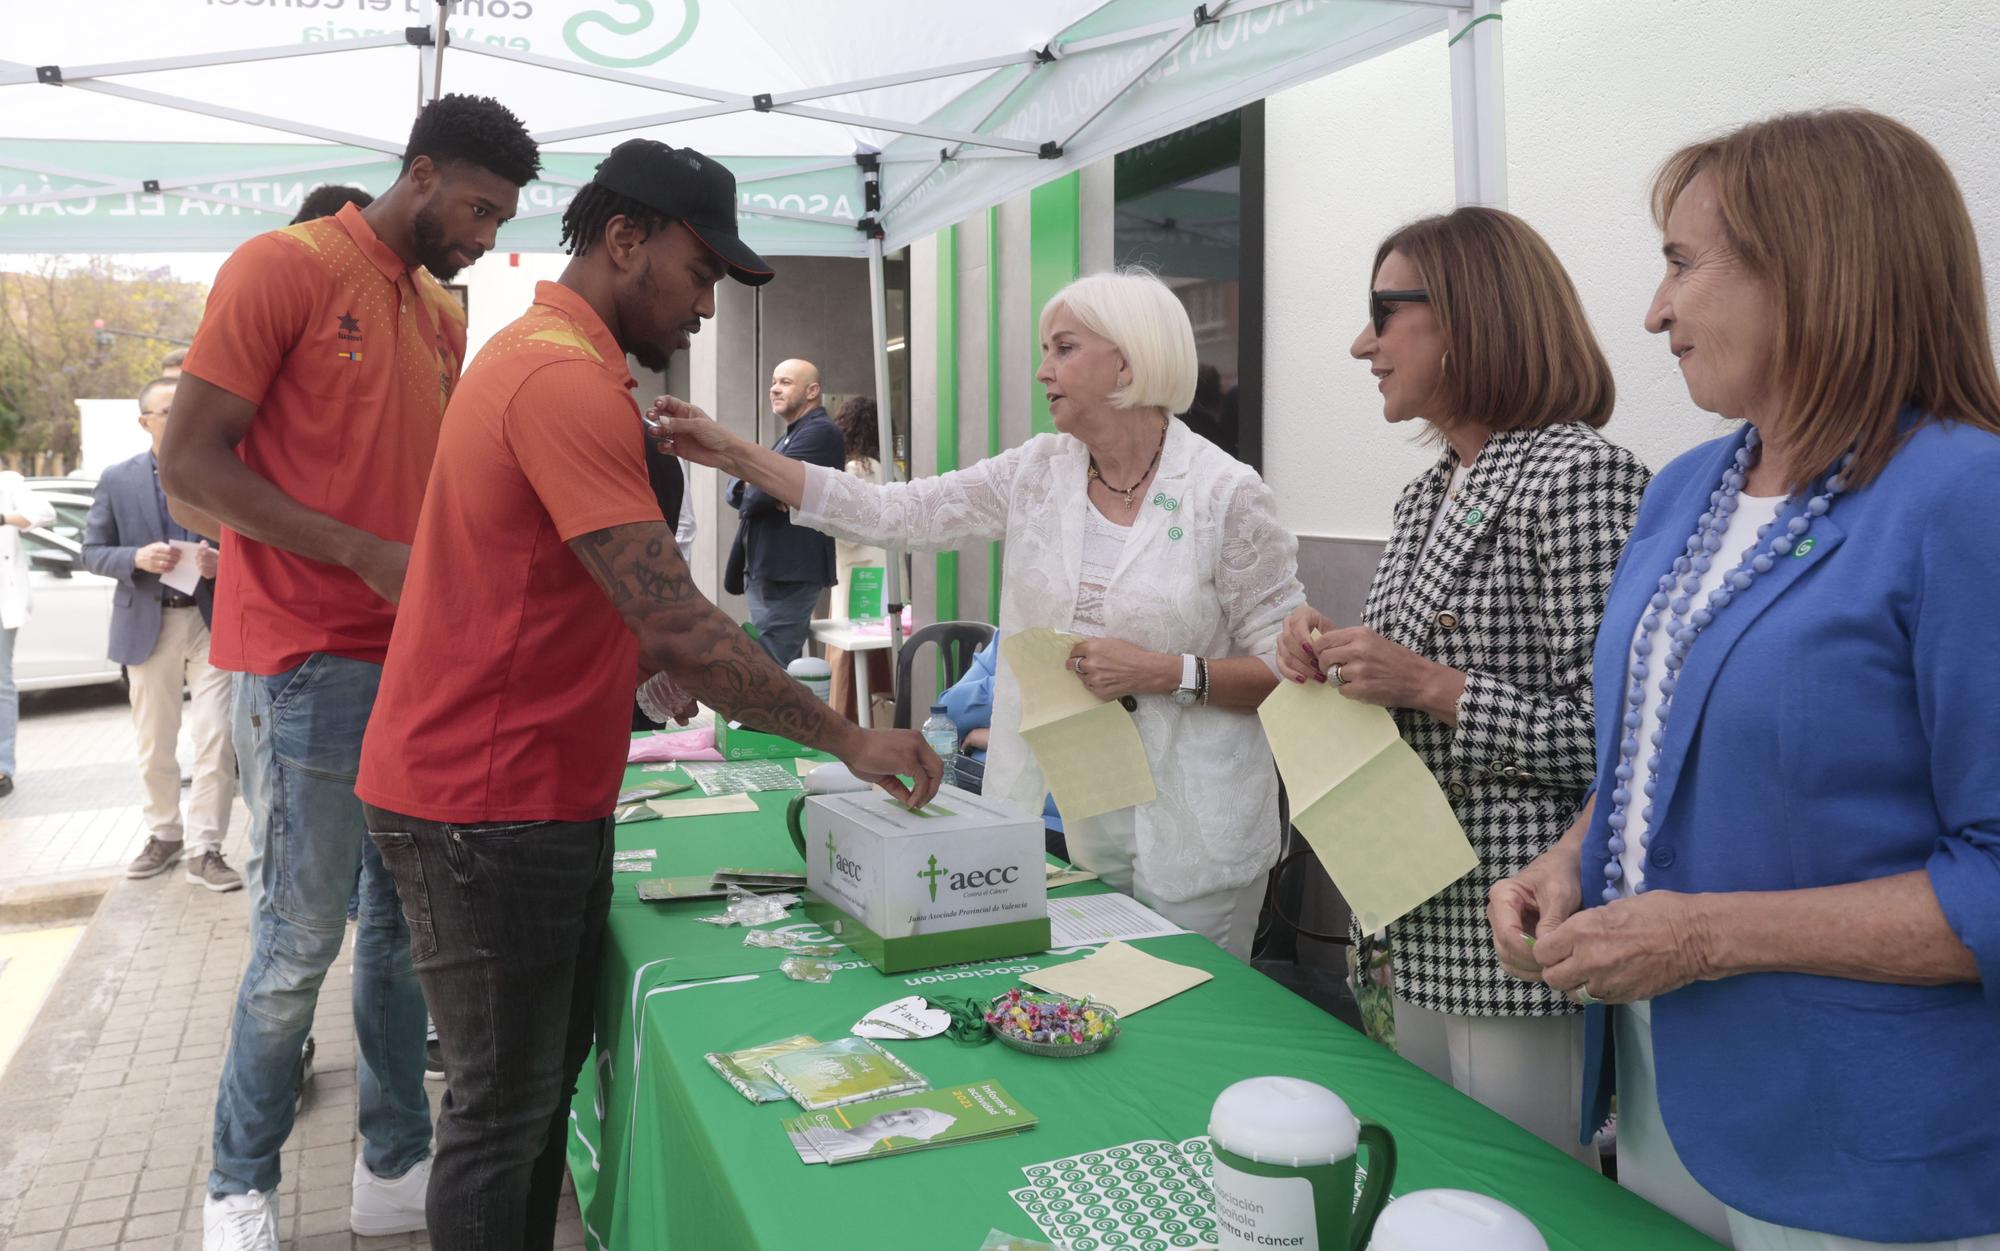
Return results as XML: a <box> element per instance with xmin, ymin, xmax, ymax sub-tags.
<box><xmin>0</xmin><ymin>688</ymin><xmax>167</xmax><ymax>894</ymax></box>
<box><xmin>0</xmin><ymin>690</ymin><xmax>588</xmax><ymax>1248</ymax></box>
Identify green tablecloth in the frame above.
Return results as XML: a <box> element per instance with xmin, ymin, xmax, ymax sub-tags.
<box><xmin>568</xmin><ymin>755</ymin><xmax>1721</xmax><ymax>1251</ymax></box>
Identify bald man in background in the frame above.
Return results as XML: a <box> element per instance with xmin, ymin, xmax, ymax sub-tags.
<box><xmin>730</xmin><ymin>357</ymin><xmax>844</xmax><ymax>665</ymax></box>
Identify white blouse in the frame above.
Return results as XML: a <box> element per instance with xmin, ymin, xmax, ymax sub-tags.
<box><xmin>1619</xmin><ymin>492</ymin><xmax>1787</xmax><ymax>896</ymax></box>
<box><xmin>1070</xmin><ymin>506</ymin><xmax>1131</xmax><ymax>637</ymax></box>
<box><xmin>795</xmin><ymin>419</ymin><xmax>1305</xmax><ymax>902</ymax></box>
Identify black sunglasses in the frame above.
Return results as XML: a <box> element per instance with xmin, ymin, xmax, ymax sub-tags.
<box><xmin>1369</xmin><ymin>288</ymin><xmax>1430</xmax><ymax>335</ymax></box>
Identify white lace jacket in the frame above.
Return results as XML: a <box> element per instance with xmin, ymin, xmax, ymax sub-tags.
<box><xmin>796</xmin><ymin>419</ymin><xmax>1304</xmax><ymax>902</ymax></box>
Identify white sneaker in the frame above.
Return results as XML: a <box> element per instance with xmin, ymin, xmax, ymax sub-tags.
<box><xmin>351</xmin><ymin>1152</ymin><xmax>430</xmax><ymax>1236</ymax></box>
<box><xmin>204</xmin><ymin>1190</ymin><xmax>279</xmax><ymax>1251</ymax></box>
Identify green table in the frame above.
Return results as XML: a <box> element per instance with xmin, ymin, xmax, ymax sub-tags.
<box><xmin>568</xmin><ymin>755</ymin><xmax>1721</xmax><ymax>1251</ymax></box>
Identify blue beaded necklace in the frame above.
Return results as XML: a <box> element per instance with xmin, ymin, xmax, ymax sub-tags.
<box><xmin>1601</xmin><ymin>428</ymin><xmax>1857</xmax><ymax>904</ymax></box>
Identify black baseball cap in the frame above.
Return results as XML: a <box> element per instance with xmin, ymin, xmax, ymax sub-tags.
<box><xmin>592</xmin><ymin>139</ymin><xmax>775</xmax><ymax>287</ymax></box>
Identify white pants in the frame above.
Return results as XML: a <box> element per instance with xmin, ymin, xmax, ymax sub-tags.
<box><xmin>1063</xmin><ymin>809</ymin><xmax>1266</xmax><ymax>961</ymax></box>
<box><xmin>128</xmin><ymin>606</ymin><xmax>235</xmax><ymax>854</ymax></box>
<box><xmin>1617</xmin><ymin>1001</ymin><xmax>2000</xmax><ymax>1251</ymax></box>
<box><xmin>1392</xmin><ymin>996</ymin><xmax>1597</xmax><ymax>1168</ymax></box>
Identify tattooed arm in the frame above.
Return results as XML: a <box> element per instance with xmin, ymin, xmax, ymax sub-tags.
<box><xmin>571</xmin><ymin>520</ymin><xmax>943</xmax><ymax>807</ymax></box>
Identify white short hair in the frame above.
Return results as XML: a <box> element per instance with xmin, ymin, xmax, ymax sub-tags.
<box><xmin>1039</xmin><ymin>268</ymin><xmax>1197</xmax><ymax>414</ymax></box>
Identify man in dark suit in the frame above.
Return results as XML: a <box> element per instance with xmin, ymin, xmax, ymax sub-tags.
<box><xmin>731</xmin><ymin>357</ymin><xmax>844</xmax><ymax>665</ymax></box>
<box><xmin>83</xmin><ymin>376</ymin><xmax>241</xmax><ymax>891</ymax></box>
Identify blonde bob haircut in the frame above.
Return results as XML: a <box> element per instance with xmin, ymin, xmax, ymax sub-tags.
<box><xmin>1653</xmin><ymin>108</ymin><xmax>2000</xmax><ymax>491</ymax></box>
<box><xmin>1376</xmin><ymin>206</ymin><xmax>1615</xmax><ymax>432</ymax></box>
<box><xmin>1039</xmin><ymin>268</ymin><xmax>1198</xmax><ymax>414</ymax></box>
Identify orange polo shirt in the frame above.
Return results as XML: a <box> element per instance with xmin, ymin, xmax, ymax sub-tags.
<box><xmin>182</xmin><ymin>201</ymin><xmax>466</xmax><ymax>674</ymax></box>
<box><xmin>356</xmin><ymin>282</ymin><xmax>663</xmax><ymax>823</ymax></box>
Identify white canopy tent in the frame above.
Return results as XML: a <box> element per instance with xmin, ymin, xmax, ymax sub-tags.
<box><xmin>0</xmin><ymin>0</ymin><xmax>1504</xmax><ymax>661</ymax></box>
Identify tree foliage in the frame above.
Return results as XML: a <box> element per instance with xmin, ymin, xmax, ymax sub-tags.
<box><xmin>0</xmin><ymin>258</ymin><xmax>206</xmax><ymax>469</ymax></box>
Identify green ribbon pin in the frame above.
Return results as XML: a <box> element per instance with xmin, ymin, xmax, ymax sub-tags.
<box><xmin>1793</xmin><ymin>537</ymin><xmax>1817</xmax><ymax>558</ymax></box>
<box><xmin>1461</xmin><ymin>507</ymin><xmax>1486</xmax><ymax>525</ymax></box>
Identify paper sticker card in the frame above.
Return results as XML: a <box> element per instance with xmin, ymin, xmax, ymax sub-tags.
<box><xmin>1002</xmin><ymin>628</ymin><xmax>1158</xmax><ymax>821</ymax></box>
<box><xmin>1291</xmin><ymin>741</ymin><xmax>1478</xmax><ymax>933</ymax></box>
<box><xmin>1258</xmin><ymin>679</ymin><xmax>1477</xmax><ymax>932</ymax></box>
<box><xmin>783</xmin><ymin>1080</ymin><xmax>1036</xmax><ymax>1165</ymax></box>
<box><xmin>703</xmin><ymin>1034</ymin><xmax>820</xmax><ymax>1103</ymax></box>
<box><xmin>760</xmin><ymin>1036</ymin><xmax>927</xmax><ymax>1111</ymax></box>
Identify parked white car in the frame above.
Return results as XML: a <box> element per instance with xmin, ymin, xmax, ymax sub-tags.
<box><xmin>16</xmin><ymin>477</ymin><xmax>124</xmax><ymax>692</ymax></box>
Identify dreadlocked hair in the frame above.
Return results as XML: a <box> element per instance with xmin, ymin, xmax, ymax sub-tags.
<box><xmin>560</xmin><ymin>183</ymin><xmax>674</xmax><ymax>257</ymax></box>
<box><xmin>401</xmin><ymin>94</ymin><xmax>541</xmax><ymax>187</ymax></box>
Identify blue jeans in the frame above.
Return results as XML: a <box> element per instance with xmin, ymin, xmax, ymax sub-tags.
<box><xmin>210</xmin><ymin>654</ymin><xmax>431</xmax><ymax>1197</ymax></box>
<box><xmin>0</xmin><ymin>625</ymin><xmax>16</xmax><ymax>776</ymax></box>
<box><xmin>745</xmin><ymin>578</ymin><xmax>823</xmax><ymax>667</ymax></box>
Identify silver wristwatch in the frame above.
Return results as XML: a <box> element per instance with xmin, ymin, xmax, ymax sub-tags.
<box><xmin>1171</xmin><ymin>654</ymin><xmax>1200</xmax><ymax>707</ymax></box>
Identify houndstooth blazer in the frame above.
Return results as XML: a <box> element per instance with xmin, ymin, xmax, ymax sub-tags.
<box><xmin>1362</xmin><ymin>422</ymin><xmax>1650</xmax><ymax>1016</ymax></box>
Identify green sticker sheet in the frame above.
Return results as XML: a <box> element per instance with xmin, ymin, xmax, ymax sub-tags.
<box><xmin>1010</xmin><ymin>1136</ymin><xmax>1217</xmax><ymax>1248</ymax></box>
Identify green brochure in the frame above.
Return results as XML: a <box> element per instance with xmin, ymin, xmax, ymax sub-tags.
<box><xmin>759</xmin><ymin>1037</ymin><xmax>928</xmax><ymax>1111</ymax></box>
<box><xmin>704</xmin><ymin>1034</ymin><xmax>821</xmax><ymax>1103</ymax></box>
<box><xmin>847</xmin><ymin>565</ymin><xmax>885</xmax><ymax>620</ymax></box>
<box><xmin>782</xmin><ymin>1081</ymin><xmax>1038</xmax><ymax>1165</ymax></box>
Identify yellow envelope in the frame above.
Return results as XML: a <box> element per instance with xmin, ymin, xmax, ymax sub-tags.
<box><xmin>1022</xmin><ymin>940</ymin><xmax>1212</xmax><ymax>1017</ymax></box>
<box><xmin>1001</xmin><ymin>629</ymin><xmax>1157</xmax><ymax>820</ymax></box>
<box><xmin>645</xmin><ymin>792</ymin><xmax>760</xmax><ymax>820</ymax></box>
<box><xmin>1258</xmin><ymin>679</ymin><xmax>1478</xmax><ymax>933</ymax></box>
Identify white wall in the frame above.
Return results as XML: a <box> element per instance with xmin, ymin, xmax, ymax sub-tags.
<box><xmin>1264</xmin><ymin>0</ymin><xmax>2000</xmax><ymax>541</ymax></box>
<box><xmin>461</xmin><ymin>251</ymin><xmax>567</xmax><ymax>359</ymax></box>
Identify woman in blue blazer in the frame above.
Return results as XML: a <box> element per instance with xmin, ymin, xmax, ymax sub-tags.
<box><xmin>1489</xmin><ymin>109</ymin><xmax>2000</xmax><ymax>1250</ymax></box>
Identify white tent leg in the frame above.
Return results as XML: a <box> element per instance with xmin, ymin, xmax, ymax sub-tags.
<box><xmin>429</xmin><ymin>0</ymin><xmax>449</xmax><ymax>102</ymax></box>
<box><xmin>866</xmin><ymin>232</ymin><xmax>905</xmax><ymax>697</ymax></box>
<box><xmin>1448</xmin><ymin>0</ymin><xmax>1506</xmax><ymax>207</ymax></box>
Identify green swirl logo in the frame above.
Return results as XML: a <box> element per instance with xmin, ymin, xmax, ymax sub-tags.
<box><xmin>563</xmin><ymin>0</ymin><xmax>700</xmax><ymax>68</ymax></box>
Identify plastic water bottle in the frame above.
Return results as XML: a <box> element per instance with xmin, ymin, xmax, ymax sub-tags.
<box><xmin>920</xmin><ymin>704</ymin><xmax>960</xmax><ymax>789</ymax></box>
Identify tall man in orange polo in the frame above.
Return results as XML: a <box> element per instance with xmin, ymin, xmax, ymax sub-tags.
<box><xmin>159</xmin><ymin>95</ymin><xmax>540</xmax><ymax>1250</ymax></box>
<box><xmin>355</xmin><ymin>140</ymin><xmax>941</xmax><ymax>1250</ymax></box>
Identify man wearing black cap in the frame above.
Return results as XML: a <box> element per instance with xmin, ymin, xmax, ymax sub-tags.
<box><xmin>355</xmin><ymin>140</ymin><xmax>941</xmax><ymax>1251</ymax></box>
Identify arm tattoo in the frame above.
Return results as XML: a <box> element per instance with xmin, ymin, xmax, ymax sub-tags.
<box><xmin>571</xmin><ymin>522</ymin><xmax>847</xmax><ymax>748</ymax></box>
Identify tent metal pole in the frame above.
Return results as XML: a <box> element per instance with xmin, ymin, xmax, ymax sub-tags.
<box><xmin>20</xmin><ymin>34</ymin><xmax>411</xmax><ymax>82</ymax></box>
<box><xmin>1054</xmin><ymin>2</ymin><xmax>1224</xmax><ymax>152</ymax></box>
<box><xmin>532</xmin><ymin>102</ymin><xmax>749</xmax><ymax>146</ymax></box>
<box><xmin>865</xmin><ymin>230</ymin><xmax>906</xmax><ymax>690</ymax></box>
<box><xmin>774</xmin><ymin>104</ymin><xmax>1047</xmax><ymax>156</ymax></box>
<box><xmin>766</xmin><ymin>50</ymin><xmax>1040</xmax><ymax>108</ymax></box>
<box><xmin>875</xmin><ymin>63</ymin><xmax>1037</xmax><ymax>225</ymax></box>
<box><xmin>62</xmin><ymin>80</ymin><xmax>404</xmax><ymax>155</ymax></box>
<box><xmin>430</xmin><ymin>0</ymin><xmax>450</xmax><ymax>102</ymax></box>
<box><xmin>444</xmin><ymin>41</ymin><xmax>734</xmax><ymax>101</ymax></box>
<box><xmin>1448</xmin><ymin>0</ymin><xmax>1506</xmax><ymax>206</ymax></box>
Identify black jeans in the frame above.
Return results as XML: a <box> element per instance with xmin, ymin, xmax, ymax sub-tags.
<box><xmin>365</xmin><ymin>805</ymin><xmax>613</xmax><ymax>1251</ymax></box>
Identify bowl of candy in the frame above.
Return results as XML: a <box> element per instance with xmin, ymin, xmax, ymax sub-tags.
<box><xmin>985</xmin><ymin>989</ymin><xmax>1119</xmax><ymax>1057</ymax></box>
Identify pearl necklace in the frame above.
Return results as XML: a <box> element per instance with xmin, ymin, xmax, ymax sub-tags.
<box><xmin>1601</xmin><ymin>429</ymin><xmax>1856</xmax><ymax>903</ymax></box>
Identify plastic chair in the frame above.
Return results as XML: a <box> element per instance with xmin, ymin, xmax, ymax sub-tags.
<box><xmin>893</xmin><ymin>620</ymin><xmax>997</xmax><ymax>730</ymax></box>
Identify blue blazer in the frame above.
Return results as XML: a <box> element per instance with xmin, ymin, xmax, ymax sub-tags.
<box><xmin>80</xmin><ymin>451</ymin><xmax>216</xmax><ymax>666</ymax></box>
<box><xmin>730</xmin><ymin>407</ymin><xmax>845</xmax><ymax>587</ymax></box>
<box><xmin>1575</xmin><ymin>417</ymin><xmax>2000</xmax><ymax>1242</ymax></box>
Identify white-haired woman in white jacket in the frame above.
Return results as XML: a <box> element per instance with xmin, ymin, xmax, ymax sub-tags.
<box><xmin>659</xmin><ymin>270</ymin><xmax>1304</xmax><ymax>958</ymax></box>
<box><xmin>0</xmin><ymin>470</ymin><xmax>56</xmax><ymax>795</ymax></box>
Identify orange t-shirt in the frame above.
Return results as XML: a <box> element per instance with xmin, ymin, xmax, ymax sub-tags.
<box><xmin>356</xmin><ymin>282</ymin><xmax>664</xmax><ymax>823</ymax></box>
<box><xmin>182</xmin><ymin>201</ymin><xmax>466</xmax><ymax>674</ymax></box>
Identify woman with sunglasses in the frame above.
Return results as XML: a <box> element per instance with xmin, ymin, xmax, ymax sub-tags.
<box><xmin>1276</xmin><ymin>206</ymin><xmax>1648</xmax><ymax>1163</ymax></box>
